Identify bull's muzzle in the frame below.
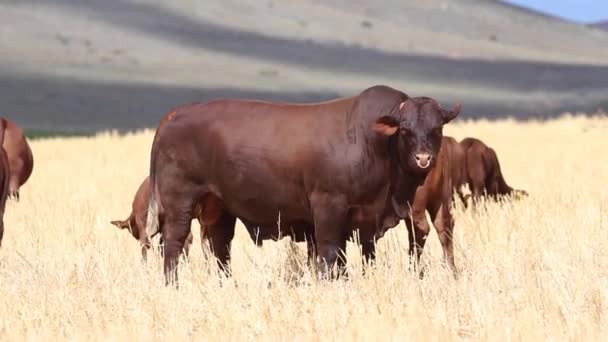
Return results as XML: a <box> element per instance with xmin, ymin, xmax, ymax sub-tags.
<box><xmin>415</xmin><ymin>153</ymin><xmax>432</xmax><ymax>169</ymax></box>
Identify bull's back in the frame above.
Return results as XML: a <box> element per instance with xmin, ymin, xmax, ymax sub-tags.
<box><xmin>159</xmin><ymin>98</ymin><xmax>355</xmax><ymax>182</ymax></box>
<box><xmin>154</xmin><ymin>98</ymin><xmax>357</xmax><ymax>222</ymax></box>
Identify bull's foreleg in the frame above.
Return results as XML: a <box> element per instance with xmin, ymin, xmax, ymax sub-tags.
<box><xmin>361</xmin><ymin>240</ymin><xmax>376</xmax><ymax>265</ymax></box>
<box><xmin>310</xmin><ymin>194</ymin><xmax>348</xmax><ymax>280</ymax></box>
<box><xmin>361</xmin><ymin>239</ymin><xmax>376</xmax><ymax>276</ymax></box>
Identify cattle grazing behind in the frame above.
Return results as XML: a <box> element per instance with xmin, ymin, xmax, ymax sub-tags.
<box><xmin>1</xmin><ymin>117</ymin><xmax>34</xmax><ymax>201</ymax></box>
<box><xmin>460</xmin><ymin>137</ymin><xmax>528</xmax><ymax>204</ymax></box>
<box><xmin>110</xmin><ymin>176</ymin><xmax>315</xmax><ymax>268</ymax></box>
<box><xmin>110</xmin><ymin>176</ymin><xmax>194</xmax><ymax>260</ymax></box>
<box><xmin>0</xmin><ymin>119</ymin><xmax>11</xmax><ymax>247</ymax></box>
<box><xmin>145</xmin><ymin>85</ymin><xmax>461</xmax><ymax>284</ymax></box>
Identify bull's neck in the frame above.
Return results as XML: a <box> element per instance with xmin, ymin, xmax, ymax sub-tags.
<box><xmin>387</xmin><ymin>136</ymin><xmax>426</xmax><ymax>219</ymax></box>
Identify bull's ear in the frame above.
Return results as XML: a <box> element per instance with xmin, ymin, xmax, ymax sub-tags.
<box><xmin>441</xmin><ymin>103</ymin><xmax>461</xmax><ymax>123</ymax></box>
<box><xmin>373</xmin><ymin>116</ymin><xmax>399</xmax><ymax>136</ymax></box>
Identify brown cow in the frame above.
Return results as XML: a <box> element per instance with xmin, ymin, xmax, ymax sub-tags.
<box><xmin>1</xmin><ymin>118</ymin><xmax>34</xmax><ymax>201</ymax></box>
<box><xmin>145</xmin><ymin>85</ymin><xmax>461</xmax><ymax>283</ymax></box>
<box><xmin>110</xmin><ymin>176</ymin><xmax>308</xmax><ymax>264</ymax></box>
<box><xmin>460</xmin><ymin>137</ymin><xmax>527</xmax><ymax>204</ymax></box>
<box><xmin>110</xmin><ymin>176</ymin><xmax>194</xmax><ymax>260</ymax></box>
<box><xmin>0</xmin><ymin>119</ymin><xmax>10</xmax><ymax>246</ymax></box>
<box><xmin>406</xmin><ymin>136</ymin><xmax>466</xmax><ymax>276</ymax></box>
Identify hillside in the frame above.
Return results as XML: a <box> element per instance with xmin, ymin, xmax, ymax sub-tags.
<box><xmin>590</xmin><ymin>20</ymin><xmax>608</xmax><ymax>31</ymax></box>
<box><xmin>1</xmin><ymin>0</ymin><xmax>608</xmax><ymax>132</ymax></box>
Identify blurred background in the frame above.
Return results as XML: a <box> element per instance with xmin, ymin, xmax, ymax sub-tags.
<box><xmin>1</xmin><ymin>0</ymin><xmax>608</xmax><ymax>135</ymax></box>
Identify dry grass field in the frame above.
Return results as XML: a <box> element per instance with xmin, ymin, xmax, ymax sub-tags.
<box><xmin>1</xmin><ymin>114</ymin><xmax>607</xmax><ymax>340</ymax></box>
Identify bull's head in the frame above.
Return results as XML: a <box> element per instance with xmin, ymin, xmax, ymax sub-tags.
<box><xmin>374</xmin><ymin>97</ymin><xmax>461</xmax><ymax>174</ymax></box>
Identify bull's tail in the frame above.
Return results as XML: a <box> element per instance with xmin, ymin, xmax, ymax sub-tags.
<box><xmin>145</xmin><ymin>191</ymin><xmax>160</xmax><ymax>238</ymax></box>
<box><xmin>144</xmin><ymin>127</ymin><xmax>162</xmax><ymax>239</ymax></box>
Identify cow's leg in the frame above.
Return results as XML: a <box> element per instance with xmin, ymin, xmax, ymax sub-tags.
<box><xmin>183</xmin><ymin>231</ymin><xmax>194</xmax><ymax>259</ymax></box>
<box><xmin>306</xmin><ymin>233</ymin><xmax>317</xmax><ymax>269</ymax></box>
<box><xmin>406</xmin><ymin>207</ymin><xmax>435</xmax><ymax>277</ymax></box>
<box><xmin>468</xmin><ymin>169</ymin><xmax>487</xmax><ymax>206</ymax></box>
<box><xmin>434</xmin><ymin>203</ymin><xmax>458</xmax><ymax>278</ymax></box>
<box><xmin>361</xmin><ymin>239</ymin><xmax>376</xmax><ymax>275</ymax></box>
<box><xmin>197</xmin><ymin>217</ymin><xmax>208</xmax><ymax>255</ymax></box>
<box><xmin>310</xmin><ymin>194</ymin><xmax>348</xmax><ymax>279</ymax></box>
<box><xmin>361</xmin><ymin>239</ymin><xmax>376</xmax><ymax>265</ymax></box>
<box><xmin>456</xmin><ymin>188</ymin><xmax>468</xmax><ymax>209</ymax></box>
<box><xmin>204</xmin><ymin>211</ymin><xmax>236</xmax><ymax>276</ymax></box>
<box><xmin>0</xmin><ymin>215</ymin><xmax>4</xmax><ymax>247</ymax></box>
<box><xmin>139</xmin><ymin>236</ymin><xmax>152</xmax><ymax>261</ymax></box>
<box><xmin>8</xmin><ymin>175</ymin><xmax>19</xmax><ymax>201</ymax></box>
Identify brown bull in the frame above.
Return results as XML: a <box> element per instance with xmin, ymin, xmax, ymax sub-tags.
<box><xmin>406</xmin><ymin>136</ymin><xmax>466</xmax><ymax>275</ymax></box>
<box><xmin>460</xmin><ymin>137</ymin><xmax>527</xmax><ymax>203</ymax></box>
<box><xmin>0</xmin><ymin>119</ymin><xmax>10</xmax><ymax>246</ymax></box>
<box><xmin>145</xmin><ymin>85</ymin><xmax>461</xmax><ymax>283</ymax></box>
<box><xmin>1</xmin><ymin>118</ymin><xmax>34</xmax><ymax>201</ymax></box>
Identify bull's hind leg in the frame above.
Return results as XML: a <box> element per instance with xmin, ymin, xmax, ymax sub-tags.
<box><xmin>161</xmin><ymin>198</ymin><xmax>195</xmax><ymax>286</ymax></box>
<box><xmin>434</xmin><ymin>203</ymin><xmax>458</xmax><ymax>277</ymax></box>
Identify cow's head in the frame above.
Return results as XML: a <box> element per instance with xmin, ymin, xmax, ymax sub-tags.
<box><xmin>374</xmin><ymin>97</ymin><xmax>461</xmax><ymax>174</ymax></box>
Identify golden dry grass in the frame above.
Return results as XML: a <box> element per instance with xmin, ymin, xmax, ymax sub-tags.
<box><xmin>1</xmin><ymin>114</ymin><xmax>607</xmax><ymax>340</ymax></box>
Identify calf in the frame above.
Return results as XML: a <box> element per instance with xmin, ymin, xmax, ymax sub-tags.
<box><xmin>406</xmin><ymin>136</ymin><xmax>466</xmax><ymax>275</ymax></box>
<box><xmin>1</xmin><ymin>118</ymin><xmax>34</xmax><ymax>201</ymax></box>
<box><xmin>111</xmin><ymin>176</ymin><xmax>194</xmax><ymax>259</ymax></box>
<box><xmin>460</xmin><ymin>137</ymin><xmax>527</xmax><ymax>204</ymax></box>
<box><xmin>0</xmin><ymin>119</ymin><xmax>10</xmax><ymax>246</ymax></box>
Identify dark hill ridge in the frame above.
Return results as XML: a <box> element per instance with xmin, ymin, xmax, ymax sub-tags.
<box><xmin>1</xmin><ymin>0</ymin><xmax>608</xmax><ymax>132</ymax></box>
<box><xmin>590</xmin><ymin>20</ymin><xmax>608</xmax><ymax>30</ymax></box>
